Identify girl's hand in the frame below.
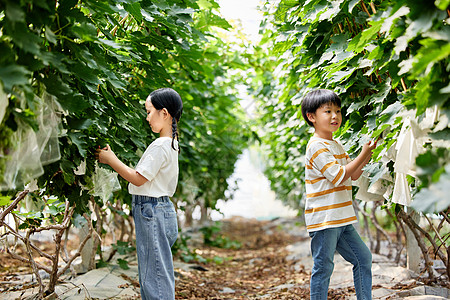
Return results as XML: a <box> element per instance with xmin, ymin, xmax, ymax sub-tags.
<box><xmin>95</xmin><ymin>144</ymin><xmax>117</xmax><ymax>165</ymax></box>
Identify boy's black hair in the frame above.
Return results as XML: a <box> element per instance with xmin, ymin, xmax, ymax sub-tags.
<box><xmin>301</xmin><ymin>89</ymin><xmax>341</xmax><ymax>127</ymax></box>
<box><xmin>149</xmin><ymin>88</ymin><xmax>183</xmax><ymax>152</ymax></box>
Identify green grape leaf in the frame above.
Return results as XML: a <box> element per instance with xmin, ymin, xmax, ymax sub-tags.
<box><xmin>0</xmin><ymin>196</ymin><xmax>11</xmax><ymax>207</ymax></box>
<box><xmin>0</xmin><ymin>65</ymin><xmax>30</xmax><ymax>91</ymax></box>
<box><xmin>411</xmin><ymin>165</ymin><xmax>450</xmax><ymax>213</ymax></box>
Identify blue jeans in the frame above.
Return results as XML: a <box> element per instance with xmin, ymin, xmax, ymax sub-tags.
<box><xmin>132</xmin><ymin>195</ymin><xmax>178</xmax><ymax>300</ymax></box>
<box><xmin>309</xmin><ymin>225</ymin><xmax>372</xmax><ymax>300</ymax></box>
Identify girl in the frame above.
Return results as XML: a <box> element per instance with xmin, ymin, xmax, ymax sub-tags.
<box><xmin>96</xmin><ymin>88</ymin><xmax>183</xmax><ymax>300</ymax></box>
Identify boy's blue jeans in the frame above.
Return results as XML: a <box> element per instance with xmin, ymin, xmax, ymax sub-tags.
<box><xmin>309</xmin><ymin>224</ymin><xmax>372</xmax><ymax>300</ymax></box>
<box><xmin>132</xmin><ymin>195</ymin><xmax>178</xmax><ymax>300</ymax></box>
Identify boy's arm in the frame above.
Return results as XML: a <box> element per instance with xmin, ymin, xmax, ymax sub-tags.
<box><xmin>350</xmin><ymin>151</ymin><xmax>372</xmax><ymax>180</ymax></box>
<box><xmin>341</xmin><ymin>140</ymin><xmax>376</xmax><ymax>182</ymax></box>
<box><xmin>96</xmin><ymin>145</ymin><xmax>148</xmax><ymax>187</ymax></box>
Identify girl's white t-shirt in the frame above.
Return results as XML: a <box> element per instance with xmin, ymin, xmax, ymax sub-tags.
<box><xmin>128</xmin><ymin>137</ymin><xmax>179</xmax><ymax>197</ymax></box>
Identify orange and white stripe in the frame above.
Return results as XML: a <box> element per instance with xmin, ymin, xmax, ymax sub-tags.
<box><xmin>304</xmin><ymin>137</ymin><xmax>357</xmax><ymax>232</ymax></box>
<box><xmin>306</xmin><ymin>216</ymin><xmax>358</xmax><ymax>231</ymax></box>
<box><xmin>306</xmin><ymin>185</ymin><xmax>352</xmax><ymax>198</ymax></box>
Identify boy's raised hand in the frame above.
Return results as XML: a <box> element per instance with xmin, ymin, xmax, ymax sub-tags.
<box><xmin>95</xmin><ymin>144</ymin><xmax>117</xmax><ymax>165</ymax></box>
<box><xmin>362</xmin><ymin>139</ymin><xmax>378</xmax><ymax>156</ymax></box>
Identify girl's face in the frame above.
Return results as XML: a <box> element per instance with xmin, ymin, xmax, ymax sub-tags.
<box><xmin>145</xmin><ymin>98</ymin><xmax>166</xmax><ymax>134</ymax></box>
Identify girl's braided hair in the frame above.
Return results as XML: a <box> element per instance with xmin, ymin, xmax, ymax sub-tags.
<box><xmin>149</xmin><ymin>88</ymin><xmax>183</xmax><ymax>152</ymax></box>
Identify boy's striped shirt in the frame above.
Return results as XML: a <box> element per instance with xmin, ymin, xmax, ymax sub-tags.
<box><xmin>304</xmin><ymin>136</ymin><xmax>357</xmax><ymax>232</ymax></box>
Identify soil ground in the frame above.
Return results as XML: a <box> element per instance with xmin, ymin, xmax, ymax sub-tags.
<box><xmin>174</xmin><ymin>217</ymin><xmax>354</xmax><ymax>299</ymax></box>
<box><xmin>1</xmin><ymin>217</ymin><xmax>448</xmax><ymax>299</ymax></box>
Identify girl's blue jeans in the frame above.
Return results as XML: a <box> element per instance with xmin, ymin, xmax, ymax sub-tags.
<box><xmin>132</xmin><ymin>195</ymin><xmax>178</xmax><ymax>300</ymax></box>
<box><xmin>309</xmin><ymin>224</ymin><xmax>372</xmax><ymax>300</ymax></box>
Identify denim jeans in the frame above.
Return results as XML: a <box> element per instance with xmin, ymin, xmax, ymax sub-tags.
<box><xmin>309</xmin><ymin>225</ymin><xmax>372</xmax><ymax>300</ymax></box>
<box><xmin>132</xmin><ymin>195</ymin><xmax>178</xmax><ymax>300</ymax></box>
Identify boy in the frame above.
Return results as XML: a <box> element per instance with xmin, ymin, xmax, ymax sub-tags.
<box><xmin>301</xmin><ymin>89</ymin><xmax>376</xmax><ymax>300</ymax></box>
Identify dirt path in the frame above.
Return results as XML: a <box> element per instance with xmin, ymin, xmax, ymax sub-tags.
<box><xmin>175</xmin><ymin>217</ymin><xmax>313</xmax><ymax>299</ymax></box>
<box><xmin>174</xmin><ymin>218</ymin><xmax>450</xmax><ymax>300</ymax></box>
<box><xmin>3</xmin><ymin>217</ymin><xmax>448</xmax><ymax>299</ymax></box>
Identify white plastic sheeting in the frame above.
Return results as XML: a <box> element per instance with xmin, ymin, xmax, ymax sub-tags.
<box><xmin>356</xmin><ymin>106</ymin><xmax>441</xmax><ymax>206</ymax></box>
<box><xmin>0</xmin><ymin>84</ymin><xmax>7</xmax><ymax>124</ymax></box>
<box><xmin>355</xmin><ymin>173</ymin><xmax>392</xmax><ymax>202</ymax></box>
<box><xmin>391</xmin><ymin>107</ymin><xmax>440</xmax><ymax>206</ymax></box>
<box><xmin>0</xmin><ymin>93</ymin><xmax>62</xmax><ymax>191</ymax></box>
<box><xmin>391</xmin><ymin>118</ymin><xmax>420</xmax><ymax>205</ymax></box>
<box><xmin>91</xmin><ymin>162</ymin><xmax>121</xmax><ymax>202</ymax></box>
<box><xmin>1</xmin><ymin>88</ymin><xmax>120</xmax><ymax>201</ymax></box>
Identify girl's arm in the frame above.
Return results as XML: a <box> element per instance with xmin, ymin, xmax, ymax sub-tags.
<box><xmin>341</xmin><ymin>140</ymin><xmax>376</xmax><ymax>182</ymax></box>
<box><xmin>96</xmin><ymin>145</ymin><xmax>148</xmax><ymax>187</ymax></box>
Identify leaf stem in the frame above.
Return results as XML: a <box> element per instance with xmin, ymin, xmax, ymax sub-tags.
<box><xmin>401</xmin><ymin>78</ymin><xmax>407</xmax><ymax>91</ymax></box>
<box><xmin>111</xmin><ymin>14</ymin><xmax>129</xmax><ymax>37</ymax></box>
<box><xmin>361</xmin><ymin>1</ymin><xmax>371</xmax><ymax>17</ymax></box>
<box><xmin>346</xmin><ymin>18</ymin><xmax>353</xmax><ymax>35</ymax></box>
<box><xmin>369</xmin><ymin>2</ymin><xmax>377</xmax><ymax>15</ymax></box>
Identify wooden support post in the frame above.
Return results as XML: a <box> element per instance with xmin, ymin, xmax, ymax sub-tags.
<box><xmin>406</xmin><ymin>207</ymin><xmax>421</xmax><ymax>273</ymax></box>
<box><xmin>77</xmin><ymin>222</ymin><xmax>93</xmax><ymax>274</ymax></box>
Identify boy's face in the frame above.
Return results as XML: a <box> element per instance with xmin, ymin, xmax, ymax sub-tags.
<box><xmin>307</xmin><ymin>102</ymin><xmax>342</xmax><ymax>139</ymax></box>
